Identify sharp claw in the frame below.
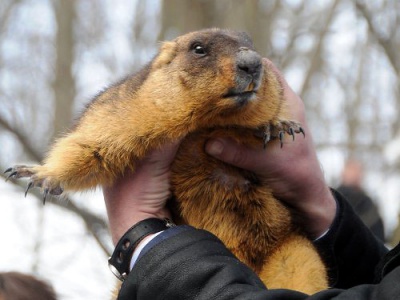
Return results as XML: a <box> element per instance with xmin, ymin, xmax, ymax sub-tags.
<box><xmin>43</xmin><ymin>188</ymin><xmax>49</xmax><ymax>205</ymax></box>
<box><xmin>279</xmin><ymin>131</ymin><xmax>284</xmax><ymax>148</ymax></box>
<box><xmin>4</xmin><ymin>167</ymin><xmax>12</xmax><ymax>174</ymax></box>
<box><xmin>299</xmin><ymin>127</ymin><xmax>305</xmax><ymax>138</ymax></box>
<box><xmin>25</xmin><ymin>181</ymin><xmax>33</xmax><ymax>197</ymax></box>
<box><xmin>262</xmin><ymin>124</ymin><xmax>271</xmax><ymax>149</ymax></box>
<box><xmin>289</xmin><ymin>128</ymin><xmax>295</xmax><ymax>141</ymax></box>
<box><xmin>6</xmin><ymin>171</ymin><xmax>17</xmax><ymax>182</ymax></box>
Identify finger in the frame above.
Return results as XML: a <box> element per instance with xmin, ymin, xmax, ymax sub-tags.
<box><xmin>205</xmin><ymin>138</ymin><xmax>262</xmax><ymax>171</ymax></box>
<box><xmin>146</xmin><ymin>139</ymin><xmax>183</xmax><ymax>168</ymax></box>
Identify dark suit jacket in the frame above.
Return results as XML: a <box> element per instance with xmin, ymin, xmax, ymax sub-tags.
<box><xmin>118</xmin><ymin>191</ymin><xmax>395</xmax><ymax>300</ymax></box>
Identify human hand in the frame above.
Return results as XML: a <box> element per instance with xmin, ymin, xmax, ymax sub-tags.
<box><xmin>205</xmin><ymin>59</ymin><xmax>336</xmax><ymax>239</ymax></box>
<box><xmin>103</xmin><ymin>141</ymin><xmax>180</xmax><ymax>244</ymax></box>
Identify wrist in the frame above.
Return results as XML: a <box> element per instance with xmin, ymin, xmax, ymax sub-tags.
<box><xmin>103</xmin><ymin>171</ymin><xmax>172</xmax><ymax>245</ymax></box>
<box><xmin>108</xmin><ymin>218</ymin><xmax>174</xmax><ymax>281</ymax></box>
<box><xmin>295</xmin><ymin>184</ymin><xmax>337</xmax><ymax>239</ymax></box>
<box><xmin>107</xmin><ymin>207</ymin><xmax>171</xmax><ymax>245</ymax></box>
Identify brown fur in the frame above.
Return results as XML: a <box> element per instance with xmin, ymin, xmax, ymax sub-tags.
<box><xmin>8</xmin><ymin>28</ymin><xmax>327</xmax><ymax>293</ymax></box>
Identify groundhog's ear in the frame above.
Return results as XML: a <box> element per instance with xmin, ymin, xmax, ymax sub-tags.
<box><xmin>152</xmin><ymin>41</ymin><xmax>177</xmax><ymax>69</ymax></box>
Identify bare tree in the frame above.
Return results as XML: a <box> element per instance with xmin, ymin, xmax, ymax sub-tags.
<box><xmin>51</xmin><ymin>0</ymin><xmax>76</xmax><ymax>138</ymax></box>
<box><xmin>0</xmin><ymin>0</ymin><xmax>111</xmax><ymax>257</ymax></box>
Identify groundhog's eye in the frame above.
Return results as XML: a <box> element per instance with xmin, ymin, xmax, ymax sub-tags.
<box><xmin>192</xmin><ymin>44</ymin><xmax>207</xmax><ymax>56</ymax></box>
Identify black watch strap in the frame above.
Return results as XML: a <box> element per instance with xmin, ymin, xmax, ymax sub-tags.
<box><xmin>108</xmin><ymin>218</ymin><xmax>173</xmax><ymax>281</ymax></box>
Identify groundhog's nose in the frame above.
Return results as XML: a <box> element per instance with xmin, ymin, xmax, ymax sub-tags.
<box><xmin>236</xmin><ymin>47</ymin><xmax>262</xmax><ymax>83</ymax></box>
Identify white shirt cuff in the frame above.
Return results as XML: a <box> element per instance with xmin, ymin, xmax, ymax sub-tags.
<box><xmin>129</xmin><ymin>231</ymin><xmax>163</xmax><ymax>271</ymax></box>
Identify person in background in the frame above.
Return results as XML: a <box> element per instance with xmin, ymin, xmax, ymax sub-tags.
<box><xmin>0</xmin><ymin>271</ymin><xmax>57</xmax><ymax>300</ymax></box>
<box><xmin>391</xmin><ymin>213</ymin><xmax>400</xmax><ymax>247</ymax></box>
<box><xmin>337</xmin><ymin>159</ymin><xmax>385</xmax><ymax>241</ymax></box>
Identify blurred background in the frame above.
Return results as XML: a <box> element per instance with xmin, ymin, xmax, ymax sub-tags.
<box><xmin>1</xmin><ymin>0</ymin><xmax>400</xmax><ymax>299</ymax></box>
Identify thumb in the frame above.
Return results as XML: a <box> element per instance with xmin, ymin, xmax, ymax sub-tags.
<box><xmin>205</xmin><ymin>138</ymin><xmax>255</xmax><ymax>170</ymax></box>
<box><xmin>150</xmin><ymin>140</ymin><xmax>182</xmax><ymax>163</ymax></box>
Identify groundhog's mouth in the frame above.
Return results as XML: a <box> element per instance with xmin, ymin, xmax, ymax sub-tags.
<box><xmin>223</xmin><ymin>90</ymin><xmax>257</xmax><ymax>106</ymax></box>
<box><xmin>224</xmin><ymin>80</ymin><xmax>259</xmax><ymax>104</ymax></box>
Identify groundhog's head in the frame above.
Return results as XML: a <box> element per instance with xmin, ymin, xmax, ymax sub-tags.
<box><xmin>144</xmin><ymin>28</ymin><xmax>283</xmax><ymax>129</ymax></box>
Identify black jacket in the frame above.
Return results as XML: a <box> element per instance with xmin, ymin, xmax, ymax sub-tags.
<box><xmin>337</xmin><ymin>184</ymin><xmax>385</xmax><ymax>241</ymax></box>
<box><xmin>118</xmin><ymin>191</ymin><xmax>397</xmax><ymax>299</ymax></box>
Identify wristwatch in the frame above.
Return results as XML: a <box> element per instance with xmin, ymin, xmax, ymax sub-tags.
<box><xmin>108</xmin><ymin>218</ymin><xmax>174</xmax><ymax>281</ymax></box>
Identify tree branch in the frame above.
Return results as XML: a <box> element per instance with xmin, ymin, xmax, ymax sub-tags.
<box><xmin>299</xmin><ymin>0</ymin><xmax>341</xmax><ymax>99</ymax></box>
<box><xmin>0</xmin><ymin>116</ymin><xmax>41</xmax><ymax>161</ymax></box>
<box><xmin>1</xmin><ymin>162</ymin><xmax>111</xmax><ymax>257</ymax></box>
<box><xmin>355</xmin><ymin>1</ymin><xmax>400</xmax><ymax>75</ymax></box>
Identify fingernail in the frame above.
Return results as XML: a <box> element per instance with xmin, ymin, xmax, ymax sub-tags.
<box><xmin>206</xmin><ymin>139</ymin><xmax>224</xmax><ymax>156</ymax></box>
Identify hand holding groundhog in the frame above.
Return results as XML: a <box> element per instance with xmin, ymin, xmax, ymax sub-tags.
<box><xmin>204</xmin><ymin>59</ymin><xmax>336</xmax><ymax>240</ymax></box>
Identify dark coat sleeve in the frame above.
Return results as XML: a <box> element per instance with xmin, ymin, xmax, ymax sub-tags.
<box><xmin>314</xmin><ymin>189</ymin><xmax>388</xmax><ymax>288</ymax></box>
<box><xmin>117</xmin><ymin>191</ymin><xmax>398</xmax><ymax>300</ymax></box>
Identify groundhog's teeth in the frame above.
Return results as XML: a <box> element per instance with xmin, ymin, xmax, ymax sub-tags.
<box><xmin>245</xmin><ymin>82</ymin><xmax>255</xmax><ymax>92</ymax></box>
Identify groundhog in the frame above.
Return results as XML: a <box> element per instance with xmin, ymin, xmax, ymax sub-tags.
<box><xmin>6</xmin><ymin>28</ymin><xmax>328</xmax><ymax>294</ymax></box>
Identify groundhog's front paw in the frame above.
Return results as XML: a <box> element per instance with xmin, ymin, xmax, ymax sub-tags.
<box><xmin>5</xmin><ymin>165</ymin><xmax>63</xmax><ymax>203</ymax></box>
<box><xmin>260</xmin><ymin>120</ymin><xmax>305</xmax><ymax>148</ymax></box>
